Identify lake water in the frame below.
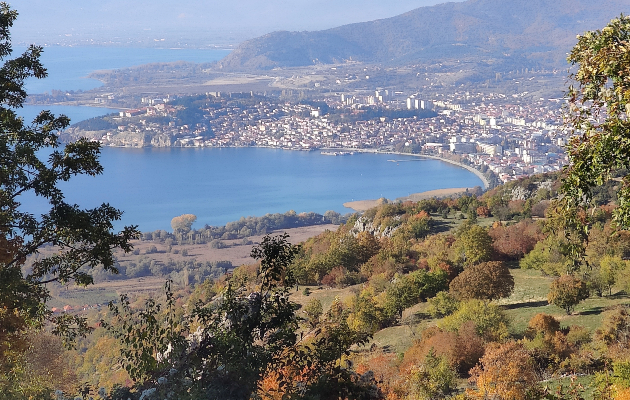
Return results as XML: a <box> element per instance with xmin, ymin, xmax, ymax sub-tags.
<box><xmin>18</xmin><ymin>104</ymin><xmax>119</xmax><ymax>125</ymax></box>
<box><xmin>18</xmin><ymin>46</ymin><xmax>231</xmax><ymax>94</ymax></box>
<box><xmin>13</xmin><ymin>46</ymin><xmax>483</xmax><ymax>232</ymax></box>
<box><xmin>20</xmin><ymin>147</ymin><xmax>483</xmax><ymax>232</ymax></box>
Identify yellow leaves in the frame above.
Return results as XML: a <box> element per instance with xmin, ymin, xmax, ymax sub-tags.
<box><xmin>170</xmin><ymin>213</ymin><xmax>197</xmax><ymax>233</ymax></box>
<box><xmin>467</xmin><ymin>341</ymin><xmax>538</xmax><ymax>400</ymax></box>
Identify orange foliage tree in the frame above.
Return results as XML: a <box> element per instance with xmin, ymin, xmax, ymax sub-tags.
<box><xmin>468</xmin><ymin>341</ymin><xmax>539</xmax><ymax>400</ymax></box>
<box><xmin>404</xmin><ymin>322</ymin><xmax>485</xmax><ymax>375</ymax></box>
<box><xmin>525</xmin><ymin>313</ymin><xmax>560</xmax><ymax>339</ymax></box>
<box><xmin>476</xmin><ymin>206</ymin><xmax>490</xmax><ymax>218</ymax></box>
<box><xmin>547</xmin><ymin>275</ymin><xmax>590</xmax><ymax>314</ymax></box>
<box><xmin>449</xmin><ymin>261</ymin><xmax>514</xmax><ymax>301</ymax></box>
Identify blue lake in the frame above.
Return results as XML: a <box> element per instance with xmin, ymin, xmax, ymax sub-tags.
<box><xmin>20</xmin><ymin>147</ymin><xmax>483</xmax><ymax>232</ymax></box>
<box><xmin>18</xmin><ymin>104</ymin><xmax>119</xmax><ymax>125</ymax></box>
<box><xmin>18</xmin><ymin>46</ymin><xmax>231</xmax><ymax>94</ymax></box>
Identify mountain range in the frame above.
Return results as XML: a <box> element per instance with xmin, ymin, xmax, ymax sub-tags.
<box><xmin>219</xmin><ymin>0</ymin><xmax>630</xmax><ymax>70</ymax></box>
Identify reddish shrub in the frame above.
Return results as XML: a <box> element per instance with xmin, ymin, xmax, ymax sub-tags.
<box><xmin>476</xmin><ymin>206</ymin><xmax>490</xmax><ymax>218</ymax></box>
<box><xmin>489</xmin><ymin>219</ymin><xmax>543</xmax><ymax>260</ymax></box>
<box><xmin>321</xmin><ymin>266</ymin><xmax>352</xmax><ymax>287</ymax></box>
<box><xmin>417</xmin><ymin>258</ymin><xmax>430</xmax><ymax>271</ymax></box>
<box><xmin>435</xmin><ymin>262</ymin><xmax>458</xmax><ymax>282</ymax></box>
<box><xmin>403</xmin><ymin>322</ymin><xmax>485</xmax><ymax>375</ymax></box>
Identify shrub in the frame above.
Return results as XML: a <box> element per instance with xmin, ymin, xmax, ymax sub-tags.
<box><xmin>476</xmin><ymin>206</ymin><xmax>490</xmax><ymax>218</ymax></box>
<box><xmin>547</xmin><ymin>275</ymin><xmax>589</xmax><ymax>314</ymax></box>
<box><xmin>439</xmin><ymin>299</ymin><xmax>510</xmax><ymax>342</ymax></box>
<box><xmin>519</xmin><ymin>235</ymin><xmax>567</xmax><ymax>276</ymax></box>
<box><xmin>531</xmin><ymin>200</ymin><xmax>551</xmax><ymax>218</ymax></box>
<box><xmin>406</xmin><ymin>322</ymin><xmax>485</xmax><ymax>375</ymax></box>
<box><xmin>468</xmin><ymin>341</ymin><xmax>539</xmax><ymax>400</ymax></box>
<box><xmin>427</xmin><ymin>291</ymin><xmax>460</xmax><ymax>318</ymax></box>
<box><xmin>525</xmin><ymin>313</ymin><xmax>560</xmax><ymax>339</ymax></box>
<box><xmin>210</xmin><ymin>239</ymin><xmax>226</xmax><ymax>249</ymax></box>
<box><xmin>433</xmin><ymin>261</ymin><xmax>458</xmax><ymax>282</ymax></box>
<box><xmin>489</xmin><ymin>219</ymin><xmax>542</xmax><ymax>260</ymax></box>
<box><xmin>406</xmin><ymin>213</ymin><xmax>434</xmax><ymax>239</ymax></box>
<box><xmin>449</xmin><ymin>261</ymin><xmax>514</xmax><ymax>301</ymax></box>
<box><xmin>453</xmin><ymin>224</ymin><xmax>493</xmax><ymax>268</ymax></box>
<box><xmin>303</xmin><ymin>298</ymin><xmax>323</xmax><ymax>329</ymax></box>
<box><xmin>347</xmin><ymin>291</ymin><xmax>386</xmax><ymax>335</ymax></box>
<box><xmin>566</xmin><ymin>325</ymin><xmax>591</xmax><ymax>348</ymax></box>
<box><xmin>321</xmin><ymin>266</ymin><xmax>358</xmax><ymax>288</ymax></box>
<box><xmin>594</xmin><ymin>306</ymin><xmax>630</xmax><ymax>349</ymax></box>
<box><xmin>407</xmin><ymin>352</ymin><xmax>458</xmax><ymax>399</ymax></box>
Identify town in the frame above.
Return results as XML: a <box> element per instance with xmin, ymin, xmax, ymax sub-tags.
<box><xmin>64</xmin><ymin>86</ymin><xmax>568</xmax><ymax>185</ymax></box>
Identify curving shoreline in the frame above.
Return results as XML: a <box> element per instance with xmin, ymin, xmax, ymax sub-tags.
<box><xmin>319</xmin><ymin>148</ymin><xmax>490</xmax><ymax>212</ymax></box>
<box><xmin>321</xmin><ymin>148</ymin><xmax>489</xmax><ymax>189</ymax></box>
<box><xmin>404</xmin><ymin>153</ymin><xmax>489</xmax><ymax>189</ymax></box>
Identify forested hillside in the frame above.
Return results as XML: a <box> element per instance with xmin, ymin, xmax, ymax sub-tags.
<box><xmin>32</xmin><ymin>170</ymin><xmax>630</xmax><ymax>399</ymax></box>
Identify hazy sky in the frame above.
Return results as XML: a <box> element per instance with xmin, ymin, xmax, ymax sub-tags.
<box><xmin>9</xmin><ymin>0</ymin><xmax>466</xmax><ymax>46</ymax></box>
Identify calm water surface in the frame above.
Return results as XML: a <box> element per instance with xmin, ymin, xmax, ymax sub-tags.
<box><xmin>19</xmin><ymin>46</ymin><xmax>231</xmax><ymax>94</ymax></box>
<box><xmin>18</xmin><ymin>104</ymin><xmax>118</xmax><ymax>125</ymax></box>
<box><xmin>20</xmin><ymin>147</ymin><xmax>483</xmax><ymax>232</ymax></box>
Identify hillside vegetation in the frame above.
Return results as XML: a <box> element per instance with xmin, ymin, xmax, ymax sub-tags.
<box><xmin>45</xmin><ymin>171</ymin><xmax>630</xmax><ymax>399</ymax></box>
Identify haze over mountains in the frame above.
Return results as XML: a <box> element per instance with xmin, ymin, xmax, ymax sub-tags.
<box><xmin>219</xmin><ymin>0</ymin><xmax>630</xmax><ymax>70</ymax></box>
<box><xmin>11</xmin><ymin>0</ymin><xmax>457</xmax><ymax>47</ymax></box>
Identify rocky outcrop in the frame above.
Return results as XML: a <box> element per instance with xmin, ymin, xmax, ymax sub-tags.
<box><xmin>510</xmin><ymin>180</ymin><xmax>554</xmax><ymax>201</ymax></box>
<box><xmin>351</xmin><ymin>216</ymin><xmax>399</xmax><ymax>238</ymax></box>
<box><xmin>151</xmin><ymin>134</ymin><xmax>172</xmax><ymax>147</ymax></box>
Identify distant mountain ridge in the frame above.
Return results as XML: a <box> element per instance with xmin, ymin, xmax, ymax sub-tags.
<box><xmin>219</xmin><ymin>0</ymin><xmax>629</xmax><ymax>70</ymax></box>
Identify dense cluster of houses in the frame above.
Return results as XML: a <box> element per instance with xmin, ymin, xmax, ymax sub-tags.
<box><xmin>100</xmin><ymin>89</ymin><xmax>567</xmax><ymax>183</ymax></box>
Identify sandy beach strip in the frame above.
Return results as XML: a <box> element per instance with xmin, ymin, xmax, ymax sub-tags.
<box><xmin>343</xmin><ymin>187</ymin><xmax>475</xmax><ymax>212</ymax></box>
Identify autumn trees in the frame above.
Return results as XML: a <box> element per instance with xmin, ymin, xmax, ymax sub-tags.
<box><xmin>531</xmin><ymin>15</ymin><xmax>630</xmax><ymax>316</ymax></box>
<box><xmin>103</xmin><ymin>234</ymin><xmax>383</xmax><ymax>400</ymax></box>
<box><xmin>0</xmin><ymin>4</ymin><xmax>138</xmax><ymax>398</ymax></box>
<box><xmin>449</xmin><ymin>261</ymin><xmax>514</xmax><ymax>302</ymax></box>
<box><xmin>547</xmin><ymin>275</ymin><xmax>590</xmax><ymax>315</ymax></box>
<box><xmin>453</xmin><ymin>223</ymin><xmax>493</xmax><ymax>267</ymax></box>
<box><xmin>467</xmin><ymin>341</ymin><xmax>539</xmax><ymax>400</ymax></box>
